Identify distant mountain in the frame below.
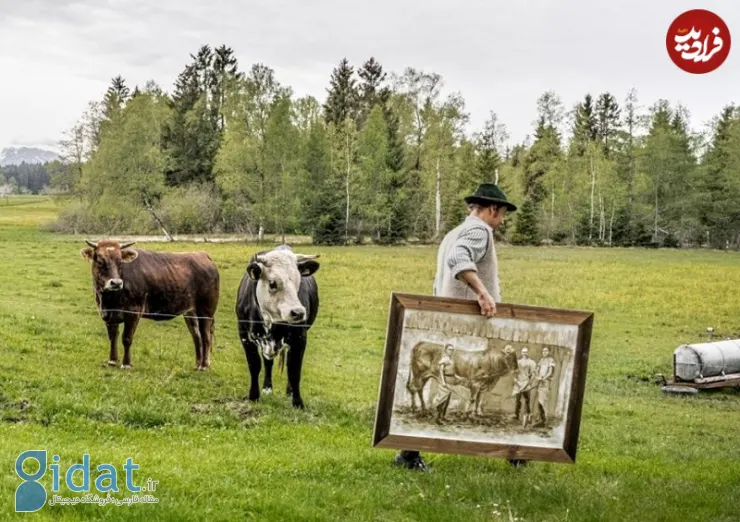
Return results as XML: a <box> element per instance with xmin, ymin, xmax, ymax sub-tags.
<box><xmin>0</xmin><ymin>147</ymin><xmax>60</xmax><ymax>167</ymax></box>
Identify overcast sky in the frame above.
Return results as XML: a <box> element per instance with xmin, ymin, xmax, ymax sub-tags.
<box><xmin>0</xmin><ymin>0</ymin><xmax>737</xmax><ymax>152</ymax></box>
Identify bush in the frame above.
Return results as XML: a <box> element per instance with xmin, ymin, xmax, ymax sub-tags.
<box><xmin>159</xmin><ymin>184</ymin><xmax>222</xmax><ymax>234</ymax></box>
<box><xmin>663</xmin><ymin>232</ymin><xmax>680</xmax><ymax>248</ymax></box>
<box><xmin>46</xmin><ymin>196</ymin><xmax>154</xmax><ymax>235</ymax></box>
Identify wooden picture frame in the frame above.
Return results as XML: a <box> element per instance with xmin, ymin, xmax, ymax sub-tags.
<box><xmin>372</xmin><ymin>293</ymin><xmax>594</xmax><ymax>464</ymax></box>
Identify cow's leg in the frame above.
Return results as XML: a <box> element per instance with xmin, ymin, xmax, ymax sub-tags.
<box><xmin>262</xmin><ymin>356</ymin><xmax>274</xmax><ymax>394</ymax></box>
<box><xmin>474</xmin><ymin>385</ymin><xmax>488</xmax><ymax>416</ymax></box>
<box><xmin>242</xmin><ymin>341</ymin><xmax>262</xmax><ymax>402</ymax></box>
<box><xmin>407</xmin><ymin>373</ymin><xmax>427</xmax><ymax>412</ymax></box>
<box><xmin>197</xmin><ymin>316</ymin><xmax>214</xmax><ymax>370</ymax></box>
<box><xmin>121</xmin><ymin>315</ymin><xmax>140</xmax><ymax>369</ymax></box>
<box><xmin>286</xmin><ymin>339</ymin><xmax>306</xmax><ymax>409</ymax></box>
<box><xmin>418</xmin><ymin>377</ymin><xmax>431</xmax><ymax>412</ymax></box>
<box><xmin>106</xmin><ymin>323</ymin><xmax>119</xmax><ymax>366</ymax></box>
<box><xmin>184</xmin><ymin>314</ymin><xmax>204</xmax><ymax>370</ymax></box>
<box><xmin>467</xmin><ymin>385</ymin><xmax>481</xmax><ymax>418</ymax></box>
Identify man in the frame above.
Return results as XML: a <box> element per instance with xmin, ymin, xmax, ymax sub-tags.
<box><xmin>393</xmin><ymin>182</ymin><xmax>517</xmax><ymax>471</ymax></box>
<box><xmin>511</xmin><ymin>347</ymin><xmax>537</xmax><ymax>427</ymax></box>
<box><xmin>534</xmin><ymin>347</ymin><xmax>556</xmax><ymax>427</ymax></box>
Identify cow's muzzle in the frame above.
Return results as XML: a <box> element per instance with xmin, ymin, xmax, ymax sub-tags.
<box><xmin>289</xmin><ymin>308</ymin><xmax>306</xmax><ymax>322</ymax></box>
<box><xmin>104</xmin><ymin>278</ymin><xmax>123</xmax><ymax>291</ymax></box>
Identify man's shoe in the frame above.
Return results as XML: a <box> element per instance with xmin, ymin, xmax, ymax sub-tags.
<box><xmin>393</xmin><ymin>452</ymin><xmax>429</xmax><ymax>472</ymax></box>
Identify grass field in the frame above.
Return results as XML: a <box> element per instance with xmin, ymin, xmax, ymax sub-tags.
<box><xmin>1</xmin><ymin>196</ymin><xmax>740</xmax><ymax>521</ymax></box>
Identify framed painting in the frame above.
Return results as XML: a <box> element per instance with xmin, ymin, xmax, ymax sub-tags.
<box><xmin>372</xmin><ymin>293</ymin><xmax>594</xmax><ymax>463</ymax></box>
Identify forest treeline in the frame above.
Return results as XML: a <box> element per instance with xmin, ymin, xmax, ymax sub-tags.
<box><xmin>47</xmin><ymin>44</ymin><xmax>740</xmax><ymax>248</ymax></box>
<box><xmin>0</xmin><ymin>163</ymin><xmax>53</xmax><ymax>195</ymax></box>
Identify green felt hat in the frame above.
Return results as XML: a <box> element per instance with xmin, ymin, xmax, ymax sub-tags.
<box><xmin>464</xmin><ymin>183</ymin><xmax>517</xmax><ymax>212</ymax></box>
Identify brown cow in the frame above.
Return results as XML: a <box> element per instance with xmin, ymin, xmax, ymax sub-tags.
<box><xmin>406</xmin><ymin>341</ymin><xmax>518</xmax><ymax>417</ymax></box>
<box><xmin>80</xmin><ymin>239</ymin><xmax>220</xmax><ymax>370</ymax></box>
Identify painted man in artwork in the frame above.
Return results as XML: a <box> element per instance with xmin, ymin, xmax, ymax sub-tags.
<box><xmin>431</xmin><ymin>344</ymin><xmax>463</xmax><ymax>422</ymax></box>
<box><xmin>393</xmin><ymin>182</ymin><xmax>518</xmax><ymax>472</ymax></box>
<box><xmin>534</xmin><ymin>347</ymin><xmax>556</xmax><ymax>427</ymax></box>
<box><xmin>511</xmin><ymin>347</ymin><xmax>537</xmax><ymax>427</ymax></box>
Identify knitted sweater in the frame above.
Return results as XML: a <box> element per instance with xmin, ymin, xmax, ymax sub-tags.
<box><xmin>432</xmin><ymin>215</ymin><xmax>500</xmax><ymax>301</ymax></box>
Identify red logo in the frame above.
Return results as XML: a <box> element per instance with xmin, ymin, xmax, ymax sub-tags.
<box><xmin>666</xmin><ymin>9</ymin><xmax>731</xmax><ymax>74</ymax></box>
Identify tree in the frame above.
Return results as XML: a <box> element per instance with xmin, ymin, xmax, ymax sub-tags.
<box><xmin>264</xmin><ymin>93</ymin><xmax>302</xmax><ymax>241</ymax></box>
<box><xmin>357</xmin><ymin>57</ymin><xmax>387</xmax><ymax>127</ymax></box>
<box><xmin>513</xmin><ymin>92</ymin><xmax>564</xmax><ymax>245</ymax></box>
<box><xmin>323</xmin><ymin>58</ymin><xmax>359</xmax><ymax>128</ymax></box>
<box><xmin>311</xmin><ymin>122</ymin><xmax>347</xmax><ymax>245</ymax></box>
<box><xmin>697</xmin><ymin>104</ymin><xmax>740</xmax><ymax>247</ymax></box>
<box><xmin>569</xmin><ymin>94</ymin><xmax>597</xmax><ymax>157</ymax></box>
<box><xmin>381</xmin><ymin>100</ymin><xmax>412</xmax><ymax>243</ymax></box>
<box><xmin>595</xmin><ymin>92</ymin><xmax>621</xmax><ymax>158</ymax></box>
<box><xmin>77</xmin><ymin>84</ymin><xmax>171</xmax><ymax>232</ymax></box>
<box><xmin>213</xmin><ymin>64</ymin><xmax>285</xmax><ymax>234</ymax></box>
<box><xmin>639</xmin><ymin>99</ymin><xmax>697</xmax><ymax>244</ymax></box>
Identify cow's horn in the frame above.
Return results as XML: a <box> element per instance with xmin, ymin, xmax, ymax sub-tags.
<box><xmin>85</xmin><ymin>240</ymin><xmax>97</xmax><ymax>248</ymax></box>
<box><xmin>119</xmin><ymin>241</ymin><xmax>136</xmax><ymax>249</ymax></box>
<box><xmin>295</xmin><ymin>254</ymin><xmax>320</xmax><ymax>261</ymax></box>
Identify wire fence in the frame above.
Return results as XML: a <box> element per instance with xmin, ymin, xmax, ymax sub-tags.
<box><xmin>0</xmin><ymin>299</ymin><xmax>386</xmax><ymax>334</ymax></box>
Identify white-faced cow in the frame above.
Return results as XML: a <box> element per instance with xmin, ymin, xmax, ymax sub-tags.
<box><xmin>406</xmin><ymin>341</ymin><xmax>518</xmax><ymax>417</ymax></box>
<box><xmin>81</xmin><ymin>239</ymin><xmax>220</xmax><ymax>370</ymax></box>
<box><xmin>235</xmin><ymin>245</ymin><xmax>320</xmax><ymax>409</ymax></box>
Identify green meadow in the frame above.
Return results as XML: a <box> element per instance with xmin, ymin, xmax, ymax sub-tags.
<box><xmin>1</xmin><ymin>196</ymin><xmax>739</xmax><ymax>521</ymax></box>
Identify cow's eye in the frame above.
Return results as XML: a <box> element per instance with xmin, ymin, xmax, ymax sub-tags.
<box><xmin>268</xmin><ymin>280</ymin><xmax>278</xmax><ymax>292</ymax></box>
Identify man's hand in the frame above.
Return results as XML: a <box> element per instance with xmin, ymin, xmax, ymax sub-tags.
<box><xmin>477</xmin><ymin>290</ymin><xmax>496</xmax><ymax>317</ymax></box>
<box><xmin>458</xmin><ymin>270</ymin><xmax>497</xmax><ymax>317</ymax></box>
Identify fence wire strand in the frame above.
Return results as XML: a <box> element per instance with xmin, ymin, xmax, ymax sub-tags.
<box><xmin>0</xmin><ymin>299</ymin><xmax>380</xmax><ymax>334</ymax></box>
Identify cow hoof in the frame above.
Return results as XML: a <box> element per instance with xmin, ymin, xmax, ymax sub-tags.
<box><xmin>262</xmin><ymin>387</ymin><xmax>273</xmax><ymax>395</ymax></box>
<box><xmin>292</xmin><ymin>400</ymin><xmax>305</xmax><ymax>409</ymax></box>
<box><xmin>121</xmin><ymin>365</ymin><xmax>132</xmax><ymax>370</ymax></box>
<box><xmin>107</xmin><ymin>360</ymin><xmax>118</xmax><ymax>367</ymax></box>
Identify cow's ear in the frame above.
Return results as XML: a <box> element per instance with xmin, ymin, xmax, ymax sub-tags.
<box><xmin>121</xmin><ymin>249</ymin><xmax>138</xmax><ymax>263</ymax></box>
<box><xmin>297</xmin><ymin>259</ymin><xmax>319</xmax><ymax>277</ymax></box>
<box><xmin>247</xmin><ymin>261</ymin><xmax>262</xmax><ymax>281</ymax></box>
<box><xmin>81</xmin><ymin>248</ymin><xmax>94</xmax><ymax>262</ymax></box>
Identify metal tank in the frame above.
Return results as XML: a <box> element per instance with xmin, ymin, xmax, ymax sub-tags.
<box><xmin>674</xmin><ymin>339</ymin><xmax>740</xmax><ymax>382</ymax></box>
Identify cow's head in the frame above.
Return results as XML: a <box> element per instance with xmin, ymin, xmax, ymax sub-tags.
<box><xmin>246</xmin><ymin>246</ymin><xmax>319</xmax><ymax>326</ymax></box>
<box><xmin>81</xmin><ymin>239</ymin><xmax>138</xmax><ymax>292</ymax></box>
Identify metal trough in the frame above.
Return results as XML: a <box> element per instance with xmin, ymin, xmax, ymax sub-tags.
<box><xmin>673</xmin><ymin>339</ymin><xmax>740</xmax><ymax>388</ymax></box>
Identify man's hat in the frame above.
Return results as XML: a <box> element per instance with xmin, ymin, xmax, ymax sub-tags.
<box><xmin>464</xmin><ymin>183</ymin><xmax>517</xmax><ymax>212</ymax></box>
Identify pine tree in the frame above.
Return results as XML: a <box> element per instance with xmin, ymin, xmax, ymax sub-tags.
<box><xmin>357</xmin><ymin>57</ymin><xmax>386</xmax><ymax>127</ymax></box>
<box><xmin>211</xmin><ymin>45</ymin><xmax>241</xmax><ymax>131</ymax></box>
<box><xmin>511</xmin><ymin>198</ymin><xmax>539</xmax><ymax>245</ymax></box>
<box><xmin>323</xmin><ymin>58</ymin><xmax>359</xmax><ymax>127</ymax></box>
<box><xmin>162</xmin><ymin>46</ymin><xmax>222</xmax><ymax>186</ymax></box>
<box><xmin>310</xmin><ymin>123</ymin><xmax>347</xmax><ymax>245</ymax></box>
<box><xmin>475</xmin><ymin>111</ymin><xmax>507</xmax><ymax>185</ymax></box>
<box><xmin>382</xmin><ymin>104</ymin><xmax>411</xmax><ymax>243</ymax></box>
<box><xmin>697</xmin><ymin>105</ymin><xmax>740</xmax><ymax>247</ymax></box>
<box><xmin>595</xmin><ymin>92</ymin><xmax>621</xmax><ymax>158</ymax></box>
<box><xmin>570</xmin><ymin>94</ymin><xmax>597</xmax><ymax>156</ymax></box>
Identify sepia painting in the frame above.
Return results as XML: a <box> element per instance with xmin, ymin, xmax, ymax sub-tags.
<box><xmin>372</xmin><ymin>293</ymin><xmax>594</xmax><ymax>463</ymax></box>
